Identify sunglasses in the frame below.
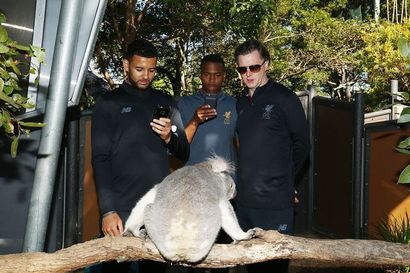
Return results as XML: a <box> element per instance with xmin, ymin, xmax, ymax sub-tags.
<box><xmin>236</xmin><ymin>60</ymin><xmax>266</xmax><ymax>74</ymax></box>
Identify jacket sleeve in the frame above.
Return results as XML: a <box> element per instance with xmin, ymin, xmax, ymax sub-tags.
<box><xmin>91</xmin><ymin>97</ymin><xmax>116</xmax><ymax>216</ymax></box>
<box><xmin>285</xmin><ymin>93</ymin><xmax>310</xmax><ymax>176</ymax></box>
<box><xmin>167</xmin><ymin>101</ymin><xmax>190</xmax><ymax>162</ymax></box>
<box><xmin>177</xmin><ymin>98</ymin><xmax>189</xmax><ymax>127</ymax></box>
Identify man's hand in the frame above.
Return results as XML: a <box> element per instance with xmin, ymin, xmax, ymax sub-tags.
<box><xmin>184</xmin><ymin>105</ymin><xmax>217</xmax><ymax>143</ymax></box>
<box><xmin>151</xmin><ymin>117</ymin><xmax>172</xmax><ymax>144</ymax></box>
<box><xmin>102</xmin><ymin>212</ymin><xmax>124</xmax><ymax>237</ymax></box>
<box><xmin>193</xmin><ymin>105</ymin><xmax>217</xmax><ymax>124</ymax></box>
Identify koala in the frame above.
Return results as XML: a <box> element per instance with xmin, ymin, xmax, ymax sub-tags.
<box><xmin>124</xmin><ymin>155</ymin><xmax>257</xmax><ymax>263</ymax></box>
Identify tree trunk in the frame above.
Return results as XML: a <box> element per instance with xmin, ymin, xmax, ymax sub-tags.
<box><xmin>0</xmin><ymin>230</ymin><xmax>408</xmax><ymax>273</ymax></box>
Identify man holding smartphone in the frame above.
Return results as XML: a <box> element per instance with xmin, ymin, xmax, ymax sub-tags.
<box><xmin>176</xmin><ymin>55</ymin><xmax>237</xmax><ymax>273</ymax></box>
<box><xmin>178</xmin><ymin>54</ymin><xmax>238</xmax><ymax>167</ymax></box>
<box><xmin>91</xmin><ymin>38</ymin><xmax>189</xmax><ymax>273</ymax></box>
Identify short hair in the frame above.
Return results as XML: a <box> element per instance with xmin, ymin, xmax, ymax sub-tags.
<box><xmin>124</xmin><ymin>38</ymin><xmax>158</xmax><ymax>59</ymax></box>
<box><xmin>200</xmin><ymin>54</ymin><xmax>225</xmax><ymax>70</ymax></box>
<box><xmin>234</xmin><ymin>39</ymin><xmax>270</xmax><ymax>63</ymax></box>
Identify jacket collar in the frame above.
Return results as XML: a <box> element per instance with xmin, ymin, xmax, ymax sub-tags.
<box><xmin>242</xmin><ymin>78</ymin><xmax>273</xmax><ymax>100</ymax></box>
<box><xmin>120</xmin><ymin>81</ymin><xmax>153</xmax><ymax>98</ymax></box>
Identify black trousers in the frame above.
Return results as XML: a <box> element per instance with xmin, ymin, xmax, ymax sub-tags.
<box><xmin>235</xmin><ymin>203</ymin><xmax>294</xmax><ymax>273</ymax></box>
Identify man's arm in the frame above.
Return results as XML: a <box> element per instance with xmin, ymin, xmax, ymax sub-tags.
<box><xmin>150</xmin><ymin>108</ymin><xmax>190</xmax><ymax>162</ymax></box>
<box><xmin>91</xmin><ymin>98</ymin><xmax>117</xmax><ymax>218</ymax></box>
<box><xmin>285</xmin><ymin>93</ymin><xmax>310</xmax><ymax>175</ymax></box>
<box><xmin>184</xmin><ymin>105</ymin><xmax>217</xmax><ymax>143</ymax></box>
<box><xmin>92</xmin><ymin>98</ymin><xmax>125</xmax><ymax>236</ymax></box>
<box><xmin>168</xmin><ymin>105</ymin><xmax>190</xmax><ymax>161</ymax></box>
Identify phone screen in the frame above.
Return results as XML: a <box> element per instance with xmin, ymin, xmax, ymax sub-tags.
<box><xmin>153</xmin><ymin>106</ymin><xmax>170</xmax><ymax>119</ymax></box>
<box><xmin>204</xmin><ymin>96</ymin><xmax>217</xmax><ymax>110</ymax></box>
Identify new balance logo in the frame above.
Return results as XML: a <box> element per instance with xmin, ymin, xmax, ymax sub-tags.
<box><xmin>121</xmin><ymin>106</ymin><xmax>132</xmax><ymax>113</ymax></box>
<box><xmin>278</xmin><ymin>224</ymin><xmax>288</xmax><ymax>232</ymax></box>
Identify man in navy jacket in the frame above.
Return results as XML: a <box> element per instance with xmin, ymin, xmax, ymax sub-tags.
<box><xmin>234</xmin><ymin>39</ymin><xmax>310</xmax><ymax>273</ymax></box>
<box><xmin>92</xmin><ymin>38</ymin><xmax>189</xmax><ymax>273</ymax></box>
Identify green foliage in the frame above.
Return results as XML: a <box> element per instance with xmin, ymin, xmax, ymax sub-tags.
<box><xmin>92</xmin><ymin>0</ymin><xmax>410</xmax><ymax>111</ymax></box>
<box><xmin>281</xmin><ymin>9</ymin><xmax>364</xmax><ymax>93</ymax></box>
<box><xmin>399</xmin><ymin>36</ymin><xmax>410</xmax><ymax>72</ymax></box>
<box><xmin>399</xmin><ymin>165</ymin><xmax>410</xmax><ymax>184</ymax></box>
<box><xmin>0</xmin><ymin>13</ymin><xmax>46</xmax><ymax>157</ymax></box>
<box><xmin>226</xmin><ymin>0</ymin><xmax>277</xmax><ymax>38</ymax></box>
<box><xmin>359</xmin><ymin>21</ymin><xmax>410</xmax><ymax>111</ymax></box>
<box><xmin>398</xmin><ymin>107</ymin><xmax>410</xmax><ymax>124</ymax></box>
<box><xmin>378</xmin><ymin>212</ymin><xmax>410</xmax><ymax>272</ymax></box>
<box><xmin>394</xmin><ymin>36</ymin><xmax>410</xmax><ymax>185</ymax></box>
<box><xmin>378</xmin><ymin>212</ymin><xmax>410</xmax><ymax>244</ymax></box>
<box><xmin>396</xmin><ymin>135</ymin><xmax>410</xmax><ymax>154</ymax></box>
<box><xmin>396</xmin><ymin>104</ymin><xmax>410</xmax><ymax>184</ymax></box>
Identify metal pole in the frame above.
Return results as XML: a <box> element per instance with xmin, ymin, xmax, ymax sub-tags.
<box><xmin>64</xmin><ymin>107</ymin><xmax>81</xmax><ymax>248</ymax></box>
<box><xmin>391</xmin><ymin>79</ymin><xmax>401</xmax><ymax>119</ymax></box>
<box><xmin>375</xmin><ymin>0</ymin><xmax>381</xmax><ymax>22</ymax></box>
<box><xmin>307</xmin><ymin>84</ymin><xmax>316</xmax><ymax>232</ymax></box>
<box><xmin>353</xmin><ymin>91</ymin><xmax>364</xmax><ymax>239</ymax></box>
<box><xmin>23</xmin><ymin>0</ymin><xmax>84</xmax><ymax>252</ymax></box>
<box><xmin>391</xmin><ymin>79</ymin><xmax>399</xmax><ymax>103</ymax></box>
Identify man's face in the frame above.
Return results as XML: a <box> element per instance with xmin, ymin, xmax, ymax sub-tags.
<box><xmin>200</xmin><ymin>62</ymin><xmax>225</xmax><ymax>94</ymax></box>
<box><xmin>236</xmin><ymin>50</ymin><xmax>268</xmax><ymax>92</ymax></box>
<box><xmin>123</xmin><ymin>55</ymin><xmax>157</xmax><ymax>90</ymax></box>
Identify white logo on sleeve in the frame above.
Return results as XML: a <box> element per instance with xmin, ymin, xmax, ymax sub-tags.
<box><xmin>278</xmin><ymin>224</ymin><xmax>288</xmax><ymax>232</ymax></box>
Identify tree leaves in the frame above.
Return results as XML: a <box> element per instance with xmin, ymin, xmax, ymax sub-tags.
<box><xmin>398</xmin><ymin>165</ymin><xmax>410</xmax><ymax>184</ymax></box>
<box><xmin>398</xmin><ymin>37</ymin><xmax>410</xmax><ymax>58</ymax></box>
<box><xmin>396</xmin><ymin>136</ymin><xmax>410</xmax><ymax>154</ymax></box>
<box><xmin>0</xmin><ymin>12</ymin><xmax>46</xmax><ymax>157</ymax></box>
<box><xmin>10</xmin><ymin>137</ymin><xmax>18</xmax><ymax>158</ymax></box>
<box><xmin>93</xmin><ymin>0</ymin><xmax>407</xmax><ymax>101</ymax></box>
<box><xmin>0</xmin><ymin>43</ymin><xmax>9</xmax><ymax>54</ymax></box>
<box><xmin>30</xmin><ymin>45</ymin><xmax>46</xmax><ymax>63</ymax></box>
<box><xmin>0</xmin><ymin>26</ymin><xmax>8</xmax><ymax>43</ymax></box>
<box><xmin>394</xmin><ymin>37</ymin><xmax>410</xmax><ymax>184</ymax></box>
<box><xmin>398</xmin><ymin>108</ymin><xmax>410</xmax><ymax>124</ymax></box>
<box><xmin>18</xmin><ymin>121</ymin><xmax>46</xmax><ymax>128</ymax></box>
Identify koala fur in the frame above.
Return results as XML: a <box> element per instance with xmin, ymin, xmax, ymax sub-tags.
<box><xmin>124</xmin><ymin>156</ymin><xmax>257</xmax><ymax>263</ymax></box>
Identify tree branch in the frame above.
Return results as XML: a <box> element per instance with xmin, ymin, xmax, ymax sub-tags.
<box><xmin>0</xmin><ymin>230</ymin><xmax>408</xmax><ymax>273</ymax></box>
<box><xmin>134</xmin><ymin>0</ymin><xmax>152</xmax><ymax>31</ymax></box>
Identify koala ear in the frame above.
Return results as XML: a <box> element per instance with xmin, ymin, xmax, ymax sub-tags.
<box><xmin>208</xmin><ymin>155</ymin><xmax>234</xmax><ymax>174</ymax></box>
<box><xmin>227</xmin><ymin>180</ymin><xmax>237</xmax><ymax>199</ymax></box>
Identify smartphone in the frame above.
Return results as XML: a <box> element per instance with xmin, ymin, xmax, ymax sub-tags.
<box><xmin>153</xmin><ymin>105</ymin><xmax>171</xmax><ymax>119</ymax></box>
<box><xmin>204</xmin><ymin>96</ymin><xmax>217</xmax><ymax>110</ymax></box>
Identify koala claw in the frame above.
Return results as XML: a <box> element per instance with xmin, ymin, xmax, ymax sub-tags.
<box><xmin>232</xmin><ymin>227</ymin><xmax>261</xmax><ymax>244</ymax></box>
<box><xmin>122</xmin><ymin>227</ymin><xmax>147</xmax><ymax>238</ymax></box>
<box><xmin>122</xmin><ymin>229</ymin><xmax>134</xmax><ymax>237</ymax></box>
<box><xmin>137</xmin><ymin>228</ymin><xmax>148</xmax><ymax>238</ymax></box>
<box><xmin>245</xmin><ymin>227</ymin><xmax>258</xmax><ymax>239</ymax></box>
<box><xmin>249</xmin><ymin>227</ymin><xmax>262</xmax><ymax>238</ymax></box>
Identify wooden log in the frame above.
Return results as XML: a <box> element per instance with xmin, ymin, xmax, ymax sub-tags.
<box><xmin>0</xmin><ymin>230</ymin><xmax>408</xmax><ymax>273</ymax></box>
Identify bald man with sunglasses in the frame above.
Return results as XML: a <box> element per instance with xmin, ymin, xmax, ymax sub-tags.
<box><xmin>234</xmin><ymin>39</ymin><xmax>310</xmax><ymax>273</ymax></box>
